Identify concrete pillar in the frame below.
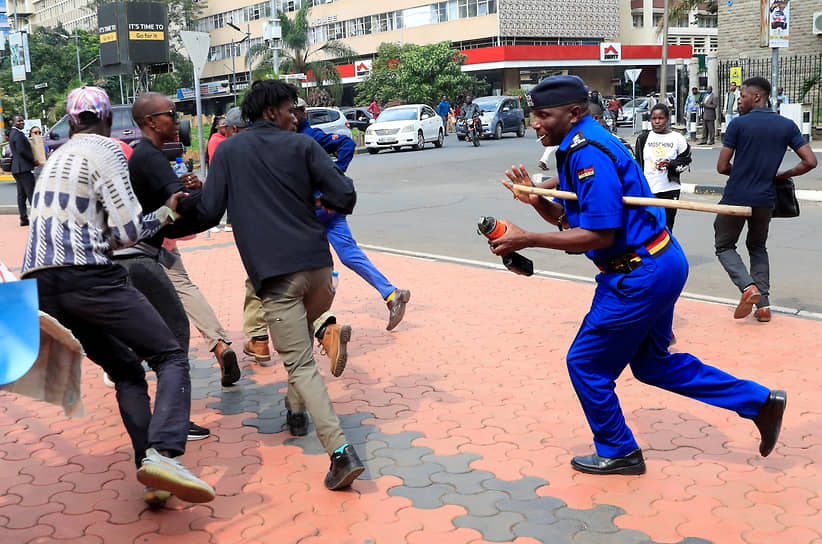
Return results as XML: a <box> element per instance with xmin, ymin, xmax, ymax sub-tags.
<box><xmin>707</xmin><ymin>54</ymin><xmax>718</xmax><ymax>97</ymax></box>
<box><xmin>688</xmin><ymin>57</ymin><xmax>699</xmax><ymax>91</ymax></box>
<box><xmin>502</xmin><ymin>68</ymin><xmax>520</xmax><ymax>93</ymax></box>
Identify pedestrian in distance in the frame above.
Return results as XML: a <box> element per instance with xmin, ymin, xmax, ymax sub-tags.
<box><xmin>634</xmin><ymin>103</ymin><xmax>691</xmax><ymax>231</ymax></box>
<box><xmin>367</xmin><ymin>96</ymin><xmax>381</xmax><ymax>119</ymax></box>
<box><xmin>437</xmin><ymin>95</ymin><xmax>451</xmax><ymax>131</ymax></box>
<box><xmin>724</xmin><ymin>82</ymin><xmax>741</xmax><ymax>126</ymax></box>
<box><xmin>490</xmin><ymin>74</ymin><xmax>787</xmax><ymax>475</ymax></box>
<box><xmin>21</xmin><ymin>86</ymin><xmax>215</xmax><ymax>507</ymax></box>
<box><xmin>715</xmin><ymin>77</ymin><xmax>817</xmax><ymax>323</ymax></box>
<box><xmin>685</xmin><ymin>86</ymin><xmax>701</xmax><ymax>128</ymax></box>
<box><xmin>9</xmin><ymin>114</ymin><xmax>38</xmax><ymax>226</ymax></box>
<box><xmin>700</xmin><ymin>85</ymin><xmax>717</xmax><ymax>145</ymax></box>
<box><xmin>194</xmin><ymin>80</ymin><xmax>366</xmax><ymax>490</ymax></box>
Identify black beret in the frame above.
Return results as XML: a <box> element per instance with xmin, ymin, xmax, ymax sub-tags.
<box><xmin>527</xmin><ymin>75</ymin><xmax>589</xmax><ymax>110</ymax></box>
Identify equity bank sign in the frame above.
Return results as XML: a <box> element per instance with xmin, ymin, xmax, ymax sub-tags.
<box><xmin>600</xmin><ymin>42</ymin><xmax>621</xmax><ymax>62</ymax></box>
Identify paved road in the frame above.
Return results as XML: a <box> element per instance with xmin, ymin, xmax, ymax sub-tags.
<box><xmin>344</xmin><ymin>129</ymin><xmax>822</xmax><ymax>315</ymax></box>
<box><xmin>2</xmin><ymin>130</ymin><xmax>820</xmax><ymax>313</ymax></box>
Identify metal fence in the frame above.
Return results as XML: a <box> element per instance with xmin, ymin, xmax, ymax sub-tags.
<box><xmin>718</xmin><ymin>53</ymin><xmax>822</xmax><ymax>125</ymax></box>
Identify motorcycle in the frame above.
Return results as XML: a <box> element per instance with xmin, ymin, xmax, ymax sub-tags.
<box><xmin>458</xmin><ymin>113</ymin><xmax>482</xmax><ymax>147</ymax></box>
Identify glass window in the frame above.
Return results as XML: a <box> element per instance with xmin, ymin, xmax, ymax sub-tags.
<box><xmin>113</xmin><ymin>108</ymin><xmax>133</xmax><ymax>131</ymax></box>
<box><xmin>632</xmin><ymin>13</ymin><xmax>644</xmax><ymax>27</ymax></box>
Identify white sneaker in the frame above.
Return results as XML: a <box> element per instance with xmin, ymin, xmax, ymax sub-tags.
<box><xmin>103</xmin><ymin>373</ymin><xmax>115</xmax><ymax>387</ymax></box>
<box><xmin>137</xmin><ymin>448</ymin><xmax>215</xmax><ymax>503</ymax></box>
<box><xmin>223</xmin><ymin>225</ymin><xmax>233</xmax><ymax>232</ymax></box>
<box><xmin>209</xmin><ymin>226</ymin><xmax>221</xmax><ymax>233</ymax></box>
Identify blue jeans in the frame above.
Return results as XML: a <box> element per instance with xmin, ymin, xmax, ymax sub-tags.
<box><xmin>316</xmin><ymin>209</ymin><xmax>396</xmax><ymax>299</ymax></box>
<box><xmin>567</xmin><ymin>238</ymin><xmax>769</xmax><ymax>458</ymax></box>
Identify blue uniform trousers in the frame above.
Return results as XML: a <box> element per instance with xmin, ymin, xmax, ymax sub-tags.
<box><xmin>567</xmin><ymin>237</ymin><xmax>770</xmax><ymax>458</ymax></box>
<box><xmin>317</xmin><ymin>210</ymin><xmax>396</xmax><ymax>299</ymax></box>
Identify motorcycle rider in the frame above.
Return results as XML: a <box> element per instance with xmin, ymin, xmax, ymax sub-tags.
<box><xmin>458</xmin><ymin>95</ymin><xmax>481</xmax><ymax>142</ymax></box>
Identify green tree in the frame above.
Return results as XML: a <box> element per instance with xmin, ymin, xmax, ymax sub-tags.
<box><xmin>355</xmin><ymin>41</ymin><xmax>488</xmax><ymax>107</ymax></box>
<box><xmin>659</xmin><ymin>0</ymin><xmax>718</xmax><ymax>30</ymax></box>
<box><xmin>249</xmin><ymin>3</ymin><xmax>357</xmax><ymax>104</ymax></box>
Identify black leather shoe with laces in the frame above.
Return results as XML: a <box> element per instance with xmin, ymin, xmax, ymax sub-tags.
<box><xmin>286</xmin><ymin>411</ymin><xmax>309</xmax><ymax>436</ymax></box>
<box><xmin>754</xmin><ymin>390</ymin><xmax>787</xmax><ymax>457</ymax></box>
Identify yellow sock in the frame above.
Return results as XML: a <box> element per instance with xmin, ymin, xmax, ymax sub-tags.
<box><xmin>385</xmin><ymin>290</ymin><xmax>397</xmax><ymax>302</ymax></box>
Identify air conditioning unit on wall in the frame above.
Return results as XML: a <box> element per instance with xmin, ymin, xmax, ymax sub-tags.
<box><xmin>813</xmin><ymin>12</ymin><xmax>822</xmax><ymax>35</ymax></box>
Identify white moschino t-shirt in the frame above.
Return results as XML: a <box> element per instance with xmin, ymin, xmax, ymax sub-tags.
<box><xmin>642</xmin><ymin>130</ymin><xmax>688</xmax><ymax>194</ymax></box>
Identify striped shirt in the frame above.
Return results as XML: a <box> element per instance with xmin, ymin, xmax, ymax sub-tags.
<box><xmin>21</xmin><ymin>133</ymin><xmax>171</xmax><ymax>275</ymax></box>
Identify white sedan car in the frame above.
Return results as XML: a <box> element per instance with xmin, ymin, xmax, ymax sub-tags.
<box><xmin>306</xmin><ymin>107</ymin><xmax>353</xmax><ymax>138</ymax></box>
<box><xmin>364</xmin><ymin>104</ymin><xmax>445</xmax><ymax>154</ymax></box>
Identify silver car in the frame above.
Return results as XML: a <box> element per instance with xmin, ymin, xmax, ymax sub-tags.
<box><xmin>306</xmin><ymin>107</ymin><xmax>353</xmax><ymax>138</ymax></box>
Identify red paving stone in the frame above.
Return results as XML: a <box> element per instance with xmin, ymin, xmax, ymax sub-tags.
<box><xmin>2</xmin><ymin>214</ymin><xmax>822</xmax><ymax>543</ymax></box>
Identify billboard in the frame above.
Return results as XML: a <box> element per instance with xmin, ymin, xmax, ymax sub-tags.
<box><xmin>9</xmin><ymin>31</ymin><xmax>30</xmax><ymax>82</ymax></box>
<box><xmin>761</xmin><ymin>0</ymin><xmax>790</xmax><ymax>48</ymax></box>
<box><xmin>98</xmin><ymin>1</ymin><xmax>168</xmax><ymax>75</ymax></box>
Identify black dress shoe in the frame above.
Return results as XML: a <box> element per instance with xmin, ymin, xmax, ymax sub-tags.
<box><xmin>571</xmin><ymin>448</ymin><xmax>646</xmax><ymax>475</ymax></box>
<box><xmin>19</xmin><ymin>218</ymin><xmax>29</xmax><ymax>227</ymax></box>
<box><xmin>286</xmin><ymin>411</ymin><xmax>309</xmax><ymax>436</ymax></box>
<box><xmin>324</xmin><ymin>445</ymin><xmax>365</xmax><ymax>490</ymax></box>
<box><xmin>754</xmin><ymin>390</ymin><xmax>787</xmax><ymax>457</ymax></box>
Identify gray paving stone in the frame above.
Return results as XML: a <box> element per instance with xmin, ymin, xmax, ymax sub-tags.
<box><xmin>369</xmin><ymin>431</ymin><xmax>424</xmax><ymax>449</ymax></box>
<box><xmin>421</xmin><ymin>452</ymin><xmax>481</xmax><ymax>473</ymax></box>
<box><xmin>360</xmin><ymin>439</ymin><xmax>389</xmax><ymax>461</ymax></box>
<box><xmin>242</xmin><ymin>417</ymin><xmax>285</xmax><ymax>435</ymax></box>
<box><xmin>441</xmin><ymin>489</ymin><xmax>509</xmax><ymax>517</ymax></box>
<box><xmin>676</xmin><ymin>538</ymin><xmax>713</xmax><ymax>544</ymax></box>
<box><xmin>388</xmin><ymin>483</ymin><xmax>454</xmax><ymax>509</ymax></box>
<box><xmin>340</xmin><ymin>412</ymin><xmax>375</xmax><ymax>429</ymax></box>
<box><xmin>372</xmin><ymin>446</ymin><xmax>434</xmax><ymax>466</ymax></box>
<box><xmin>430</xmin><ymin>469</ymin><xmax>494</xmax><ymax>494</ymax></box>
<box><xmin>342</xmin><ymin>423</ymin><xmax>374</xmax><ymax>446</ymax></box>
<box><xmin>453</xmin><ymin>511</ymin><xmax>525</xmax><ymax>542</ymax></box>
<box><xmin>496</xmin><ymin>497</ymin><xmax>564</xmax><ymax>524</ymax></box>
<box><xmin>514</xmin><ymin>518</ymin><xmax>587</xmax><ymax>542</ymax></box>
<box><xmin>482</xmin><ymin>476</ymin><xmax>550</xmax><ymax>500</ymax></box>
<box><xmin>284</xmin><ymin>432</ymin><xmax>325</xmax><ymax>455</ymax></box>
<box><xmin>367</xmin><ymin>456</ymin><xmax>395</xmax><ymax>479</ymax></box>
<box><xmin>572</xmin><ymin>528</ymin><xmax>653</xmax><ymax>543</ymax></box>
<box><xmin>555</xmin><ymin>504</ymin><xmax>624</xmax><ymax>534</ymax></box>
<box><xmin>382</xmin><ymin>463</ymin><xmax>445</xmax><ymax>488</ymax></box>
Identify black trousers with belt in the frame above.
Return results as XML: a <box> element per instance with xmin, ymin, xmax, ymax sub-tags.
<box><xmin>13</xmin><ymin>171</ymin><xmax>35</xmax><ymax>222</ymax></box>
<box><xmin>27</xmin><ymin>265</ymin><xmax>191</xmax><ymax>467</ymax></box>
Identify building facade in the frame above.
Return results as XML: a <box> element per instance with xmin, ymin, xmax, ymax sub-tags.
<box><xmin>194</xmin><ymin>0</ymin><xmax>703</xmax><ymax>108</ymax></box>
<box><xmin>31</xmin><ymin>0</ymin><xmax>94</xmax><ymax>32</ymax></box>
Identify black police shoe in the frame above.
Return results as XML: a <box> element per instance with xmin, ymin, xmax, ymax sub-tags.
<box><xmin>571</xmin><ymin>448</ymin><xmax>646</xmax><ymax>475</ymax></box>
<box><xmin>286</xmin><ymin>411</ymin><xmax>309</xmax><ymax>436</ymax></box>
<box><xmin>754</xmin><ymin>390</ymin><xmax>787</xmax><ymax>457</ymax></box>
<box><xmin>324</xmin><ymin>445</ymin><xmax>365</xmax><ymax>490</ymax></box>
<box><xmin>187</xmin><ymin>421</ymin><xmax>210</xmax><ymax>441</ymax></box>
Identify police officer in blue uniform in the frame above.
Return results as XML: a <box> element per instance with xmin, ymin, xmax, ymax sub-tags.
<box><xmin>490</xmin><ymin>75</ymin><xmax>786</xmax><ymax>475</ymax></box>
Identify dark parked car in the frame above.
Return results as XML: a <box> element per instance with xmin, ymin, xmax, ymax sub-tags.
<box><xmin>341</xmin><ymin>107</ymin><xmax>374</xmax><ymax>131</ymax></box>
<box><xmin>45</xmin><ymin>104</ymin><xmax>189</xmax><ymax>160</ymax></box>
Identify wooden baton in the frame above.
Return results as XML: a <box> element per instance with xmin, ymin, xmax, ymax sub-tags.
<box><xmin>512</xmin><ymin>186</ymin><xmax>752</xmax><ymax>217</ymax></box>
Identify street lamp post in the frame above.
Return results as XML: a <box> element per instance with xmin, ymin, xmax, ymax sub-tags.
<box><xmin>227</xmin><ymin>22</ymin><xmax>251</xmax><ymax>93</ymax></box>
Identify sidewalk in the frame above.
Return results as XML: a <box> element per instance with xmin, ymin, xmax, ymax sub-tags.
<box><xmin>1</xmin><ymin>214</ymin><xmax>821</xmax><ymax>544</ymax></box>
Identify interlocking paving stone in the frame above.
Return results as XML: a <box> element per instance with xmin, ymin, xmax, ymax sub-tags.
<box><xmin>372</xmin><ymin>446</ymin><xmax>435</xmax><ymax>467</ymax></box>
<box><xmin>453</xmin><ymin>511</ymin><xmax>526</xmax><ymax>541</ymax></box>
<box><xmin>389</xmin><ymin>483</ymin><xmax>455</xmax><ymax>509</ymax></box>
<box><xmin>513</xmin><ymin>519</ymin><xmax>588</xmax><ymax>542</ymax></box>
<box><xmin>382</xmin><ymin>463</ymin><xmax>444</xmax><ymax>488</ymax></box>
<box><xmin>496</xmin><ymin>498</ymin><xmax>564</xmax><ymax>525</ymax></box>
<box><xmin>442</xmin><ymin>489</ymin><xmax>510</xmax><ymax>517</ymax></box>
<box><xmin>420</xmin><ymin>452</ymin><xmax>481</xmax><ymax>474</ymax></box>
<box><xmin>369</xmin><ymin>431</ymin><xmax>424</xmax><ymax>449</ymax></box>
<box><xmin>483</xmin><ymin>476</ymin><xmax>549</xmax><ymax>500</ymax></box>
<box><xmin>431</xmin><ymin>469</ymin><xmax>495</xmax><ymax>494</ymax></box>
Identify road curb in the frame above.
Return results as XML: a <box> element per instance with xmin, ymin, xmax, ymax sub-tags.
<box><xmin>680</xmin><ymin>183</ymin><xmax>822</xmax><ymax>202</ymax></box>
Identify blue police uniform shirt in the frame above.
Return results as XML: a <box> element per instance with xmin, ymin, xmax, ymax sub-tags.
<box><xmin>555</xmin><ymin>115</ymin><xmax>666</xmax><ymax>264</ymax></box>
<box><xmin>720</xmin><ymin>107</ymin><xmax>806</xmax><ymax>207</ymax></box>
<box><xmin>297</xmin><ymin>119</ymin><xmax>356</xmax><ymax>172</ymax></box>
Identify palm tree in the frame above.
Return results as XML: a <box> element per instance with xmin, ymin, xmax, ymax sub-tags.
<box><xmin>658</xmin><ymin>0</ymin><xmax>718</xmax><ymax>30</ymax></box>
<box><xmin>249</xmin><ymin>3</ymin><xmax>358</xmax><ymax>104</ymax></box>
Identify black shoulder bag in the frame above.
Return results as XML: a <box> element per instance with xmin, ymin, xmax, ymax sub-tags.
<box><xmin>772</xmin><ymin>177</ymin><xmax>799</xmax><ymax>218</ymax></box>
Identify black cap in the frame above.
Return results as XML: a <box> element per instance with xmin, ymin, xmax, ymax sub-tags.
<box><xmin>527</xmin><ymin>75</ymin><xmax>589</xmax><ymax>110</ymax></box>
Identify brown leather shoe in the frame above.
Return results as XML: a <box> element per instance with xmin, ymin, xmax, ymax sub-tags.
<box><xmin>319</xmin><ymin>324</ymin><xmax>352</xmax><ymax>377</ymax></box>
<box><xmin>754</xmin><ymin>307</ymin><xmax>771</xmax><ymax>322</ymax></box>
<box><xmin>386</xmin><ymin>289</ymin><xmax>411</xmax><ymax>331</ymax></box>
<box><xmin>213</xmin><ymin>340</ymin><xmax>240</xmax><ymax>387</ymax></box>
<box><xmin>734</xmin><ymin>284</ymin><xmax>761</xmax><ymax>319</ymax></box>
<box><xmin>243</xmin><ymin>338</ymin><xmax>273</xmax><ymax>366</ymax></box>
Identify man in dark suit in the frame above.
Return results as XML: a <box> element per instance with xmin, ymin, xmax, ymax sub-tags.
<box><xmin>700</xmin><ymin>86</ymin><xmax>718</xmax><ymax>145</ymax></box>
<box><xmin>9</xmin><ymin>114</ymin><xmax>37</xmax><ymax>226</ymax></box>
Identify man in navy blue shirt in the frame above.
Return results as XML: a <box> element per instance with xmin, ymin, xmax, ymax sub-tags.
<box><xmin>436</xmin><ymin>95</ymin><xmax>450</xmax><ymax>131</ymax></box>
<box><xmin>491</xmin><ymin>75</ymin><xmax>785</xmax><ymax>475</ymax></box>
<box><xmin>715</xmin><ymin>77</ymin><xmax>817</xmax><ymax>323</ymax></box>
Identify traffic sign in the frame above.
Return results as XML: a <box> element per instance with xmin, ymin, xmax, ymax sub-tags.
<box><xmin>33</xmin><ymin>83</ymin><xmax>48</xmax><ymax>89</ymax></box>
<box><xmin>180</xmin><ymin>31</ymin><xmax>211</xmax><ymax>77</ymax></box>
<box><xmin>625</xmin><ymin>69</ymin><xmax>642</xmax><ymax>83</ymax></box>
